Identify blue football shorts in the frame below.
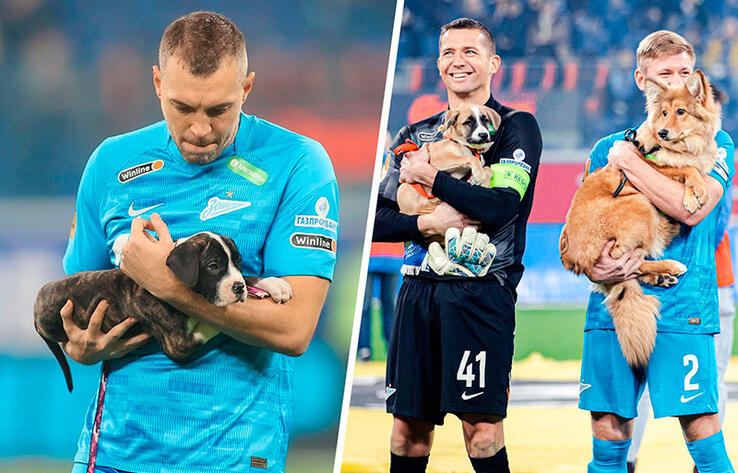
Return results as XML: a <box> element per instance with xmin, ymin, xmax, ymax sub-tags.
<box><xmin>579</xmin><ymin>329</ymin><xmax>718</xmax><ymax>419</ymax></box>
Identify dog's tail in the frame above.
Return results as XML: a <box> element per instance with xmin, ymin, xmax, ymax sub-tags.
<box><xmin>43</xmin><ymin>337</ymin><xmax>73</xmax><ymax>392</ymax></box>
<box><xmin>604</xmin><ymin>279</ymin><xmax>659</xmax><ymax>368</ymax></box>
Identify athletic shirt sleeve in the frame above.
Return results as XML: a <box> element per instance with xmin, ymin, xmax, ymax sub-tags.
<box><xmin>374</xmin><ymin>126</ymin><xmax>424</xmax><ymax>242</ymax></box>
<box><xmin>63</xmin><ymin>140</ymin><xmax>114</xmax><ymax>274</ymax></box>
<box><xmin>262</xmin><ymin>140</ymin><xmax>339</xmax><ymax>280</ymax></box>
<box><xmin>586</xmin><ymin>135</ymin><xmax>612</xmax><ymax>175</ymax></box>
<box><xmin>708</xmin><ymin>130</ymin><xmax>735</xmax><ymax>191</ymax></box>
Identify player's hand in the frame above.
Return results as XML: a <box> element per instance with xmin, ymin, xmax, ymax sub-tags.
<box><xmin>588</xmin><ymin>239</ymin><xmax>644</xmax><ymax>284</ymax></box>
<box><xmin>428</xmin><ymin>227</ymin><xmax>496</xmax><ymax>277</ymax></box>
<box><xmin>607</xmin><ymin>140</ymin><xmax>641</xmax><ymax>173</ymax></box>
<box><xmin>120</xmin><ymin>213</ymin><xmax>180</xmax><ymax>300</ymax></box>
<box><xmin>60</xmin><ymin>299</ymin><xmax>151</xmax><ymax>364</ymax></box>
<box><xmin>418</xmin><ymin>203</ymin><xmax>480</xmax><ymax>238</ymax></box>
<box><xmin>399</xmin><ymin>145</ymin><xmax>436</xmax><ymax>186</ymax></box>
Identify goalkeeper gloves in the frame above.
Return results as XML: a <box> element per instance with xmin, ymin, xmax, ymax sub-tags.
<box><xmin>427</xmin><ymin>227</ymin><xmax>496</xmax><ymax>277</ymax></box>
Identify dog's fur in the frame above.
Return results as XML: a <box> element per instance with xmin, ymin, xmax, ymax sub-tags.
<box><xmin>559</xmin><ymin>71</ymin><xmax>720</xmax><ymax>367</ymax></box>
<box><xmin>34</xmin><ymin>231</ymin><xmax>292</xmax><ymax>391</ymax></box>
<box><xmin>397</xmin><ymin>104</ymin><xmax>501</xmax><ymax>216</ymax></box>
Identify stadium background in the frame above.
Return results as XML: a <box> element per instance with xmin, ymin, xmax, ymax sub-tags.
<box><xmin>0</xmin><ymin>1</ymin><xmax>395</xmax><ymax>472</ymax></box>
<box><xmin>343</xmin><ymin>0</ymin><xmax>738</xmax><ymax>471</ymax></box>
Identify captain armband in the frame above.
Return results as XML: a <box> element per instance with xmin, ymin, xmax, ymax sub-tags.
<box><xmin>488</xmin><ymin>163</ymin><xmax>530</xmax><ymax>200</ymax></box>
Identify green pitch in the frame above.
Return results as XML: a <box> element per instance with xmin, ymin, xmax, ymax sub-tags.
<box><xmin>367</xmin><ymin>307</ymin><xmax>738</xmax><ymax>361</ymax></box>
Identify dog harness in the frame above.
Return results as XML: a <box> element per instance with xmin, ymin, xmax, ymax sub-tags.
<box><xmin>612</xmin><ymin>128</ymin><xmax>662</xmax><ymax>197</ymax></box>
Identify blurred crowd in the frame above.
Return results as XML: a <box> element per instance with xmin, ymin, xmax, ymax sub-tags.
<box><xmin>397</xmin><ymin>0</ymin><xmax>738</xmax><ymax>148</ymax></box>
<box><xmin>0</xmin><ymin>0</ymin><xmax>391</xmax><ymax>196</ymax></box>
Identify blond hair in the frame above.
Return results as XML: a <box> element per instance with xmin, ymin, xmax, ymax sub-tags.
<box><xmin>636</xmin><ymin>30</ymin><xmax>695</xmax><ymax>71</ymax></box>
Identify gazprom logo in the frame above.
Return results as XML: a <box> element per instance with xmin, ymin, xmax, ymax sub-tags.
<box><xmin>200</xmin><ymin>197</ymin><xmax>251</xmax><ymax>221</ymax></box>
<box><xmin>294</xmin><ymin>196</ymin><xmax>338</xmax><ymax>233</ymax></box>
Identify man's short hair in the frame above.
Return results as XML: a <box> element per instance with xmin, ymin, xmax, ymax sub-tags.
<box><xmin>636</xmin><ymin>30</ymin><xmax>695</xmax><ymax>72</ymax></box>
<box><xmin>159</xmin><ymin>11</ymin><xmax>248</xmax><ymax>79</ymax></box>
<box><xmin>439</xmin><ymin>18</ymin><xmax>496</xmax><ymax>57</ymax></box>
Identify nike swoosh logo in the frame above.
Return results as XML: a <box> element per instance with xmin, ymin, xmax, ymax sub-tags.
<box><xmin>128</xmin><ymin>202</ymin><xmax>163</xmax><ymax>217</ymax></box>
<box><xmin>461</xmin><ymin>391</ymin><xmax>484</xmax><ymax>401</ymax></box>
<box><xmin>680</xmin><ymin>392</ymin><xmax>704</xmax><ymax>403</ymax></box>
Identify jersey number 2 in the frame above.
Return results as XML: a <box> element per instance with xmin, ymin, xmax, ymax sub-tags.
<box><xmin>457</xmin><ymin>350</ymin><xmax>486</xmax><ymax>388</ymax></box>
<box><xmin>683</xmin><ymin>354</ymin><xmax>699</xmax><ymax>391</ymax></box>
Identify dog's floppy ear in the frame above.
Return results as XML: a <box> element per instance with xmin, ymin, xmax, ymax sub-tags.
<box><xmin>484</xmin><ymin>107</ymin><xmax>502</xmax><ymax>132</ymax></box>
<box><xmin>644</xmin><ymin>79</ymin><xmax>665</xmax><ymax>105</ymax></box>
<box><xmin>166</xmin><ymin>238</ymin><xmax>203</xmax><ymax>288</ymax></box>
<box><xmin>686</xmin><ymin>70</ymin><xmax>707</xmax><ymax>103</ymax></box>
<box><xmin>444</xmin><ymin>109</ymin><xmax>460</xmax><ymax>128</ymax></box>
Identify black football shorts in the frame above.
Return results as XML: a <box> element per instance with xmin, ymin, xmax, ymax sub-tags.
<box><xmin>385</xmin><ymin>277</ymin><xmax>515</xmax><ymax>425</ymax></box>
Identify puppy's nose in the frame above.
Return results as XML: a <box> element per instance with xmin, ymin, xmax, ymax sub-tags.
<box><xmin>658</xmin><ymin>129</ymin><xmax>669</xmax><ymax>139</ymax></box>
<box><xmin>232</xmin><ymin>281</ymin><xmax>245</xmax><ymax>294</ymax></box>
<box><xmin>478</xmin><ymin>131</ymin><xmax>489</xmax><ymax>141</ymax></box>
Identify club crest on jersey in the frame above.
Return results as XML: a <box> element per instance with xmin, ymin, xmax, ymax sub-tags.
<box><xmin>118</xmin><ymin>160</ymin><xmax>164</xmax><ymax>183</ymax></box>
<box><xmin>199</xmin><ymin>197</ymin><xmax>251</xmax><ymax>221</ymax></box>
<box><xmin>290</xmin><ymin>233</ymin><xmax>336</xmax><ymax>252</ymax></box>
<box><xmin>294</xmin><ymin>196</ymin><xmax>338</xmax><ymax>233</ymax></box>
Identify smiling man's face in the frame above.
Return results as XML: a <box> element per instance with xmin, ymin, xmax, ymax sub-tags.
<box><xmin>153</xmin><ymin>55</ymin><xmax>254</xmax><ymax>164</ymax></box>
<box><xmin>635</xmin><ymin>51</ymin><xmax>695</xmax><ymax>91</ymax></box>
<box><xmin>437</xmin><ymin>28</ymin><xmax>499</xmax><ymax>105</ymax></box>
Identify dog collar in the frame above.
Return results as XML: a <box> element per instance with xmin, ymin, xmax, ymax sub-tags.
<box><xmin>393</xmin><ymin>139</ymin><xmax>420</xmax><ymax>156</ymax></box>
<box><xmin>612</xmin><ymin>129</ymin><xmax>663</xmax><ymax>198</ymax></box>
<box><xmin>624</xmin><ymin>128</ymin><xmax>661</xmax><ymax>161</ymax></box>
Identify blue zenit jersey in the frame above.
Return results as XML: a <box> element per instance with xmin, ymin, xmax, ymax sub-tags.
<box><xmin>63</xmin><ymin>113</ymin><xmax>339</xmax><ymax>473</ymax></box>
<box><xmin>584</xmin><ymin>128</ymin><xmax>734</xmax><ymax>334</ymax></box>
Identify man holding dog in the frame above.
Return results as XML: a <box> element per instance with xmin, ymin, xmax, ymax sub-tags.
<box><xmin>60</xmin><ymin>11</ymin><xmax>338</xmax><ymax>473</ymax></box>
<box><xmin>579</xmin><ymin>30</ymin><xmax>735</xmax><ymax>472</ymax></box>
<box><xmin>375</xmin><ymin>18</ymin><xmax>542</xmax><ymax>473</ymax></box>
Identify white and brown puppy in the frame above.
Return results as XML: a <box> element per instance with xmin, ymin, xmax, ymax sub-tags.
<box><xmin>397</xmin><ymin>104</ymin><xmax>501</xmax><ymax>216</ymax></box>
<box><xmin>34</xmin><ymin>231</ymin><xmax>291</xmax><ymax>391</ymax></box>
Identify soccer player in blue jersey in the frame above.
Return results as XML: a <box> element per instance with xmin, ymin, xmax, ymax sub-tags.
<box><xmin>59</xmin><ymin>11</ymin><xmax>338</xmax><ymax>473</ymax></box>
<box><xmin>578</xmin><ymin>30</ymin><xmax>734</xmax><ymax>473</ymax></box>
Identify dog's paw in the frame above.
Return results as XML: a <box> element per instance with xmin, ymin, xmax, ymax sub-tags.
<box><xmin>467</xmin><ymin>175</ymin><xmax>483</xmax><ymax>186</ymax></box>
<box><xmin>256</xmin><ymin>277</ymin><xmax>293</xmax><ymax>303</ymax></box>
<box><xmin>692</xmin><ymin>184</ymin><xmax>709</xmax><ymax>206</ymax></box>
<box><xmin>682</xmin><ymin>188</ymin><xmax>702</xmax><ymax>213</ymax></box>
<box><xmin>641</xmin><ymin>271</ymin><xmax>682</xmax><ymax>287</ymax></box>
<box><xmin>657</xmin><ymin>274</ymin><xmax>680</xmax><ymax>287</ymax></box>
<box><xmin>671</xmin><ymin>261</ymin><xmax>688</xmax><ymax>276</ymax></box>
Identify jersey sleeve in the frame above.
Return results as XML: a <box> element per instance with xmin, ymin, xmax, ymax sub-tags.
<box><xmin>373</xmin><ymin>126</ymin><xmax>425</xmax><ymax>242</ymax></box>
<box><xmin>262</xmin><ymin>141</ymin><xmax>339</xmax><ymax>280</ymax></box>
<box><xmin>586</xmin><ymin>136</ymin><xmax>612</xmax><ymax>175</ymax></box>
<box><xmin>377</xmin><ymin>126</ymin><xmax>411</xmax><ymax>204</ymax></box>
<box><xmin>708</xmin><ymin>131</ymin><xmax>735</xmax><ymax>191</ymax></box>
<box><xmin>486</xmin><ymin>111</ymin><xmax>542</xmax><ymax>199</ymax></box>
<box><xmin>63</xmin><ymin>141</ymin><xmax>114</xmax><ymax>274</ymax></box>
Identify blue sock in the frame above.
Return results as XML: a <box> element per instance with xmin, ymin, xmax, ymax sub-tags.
<box><xmin>686</xmin><ymin>431</ymin><xmax>734</xmax><ymax>473</ymax></box>
<box><xmin>587</xmin><ymin>438</ymin><xmax>632</xmax><ymax>472</ymax></box>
